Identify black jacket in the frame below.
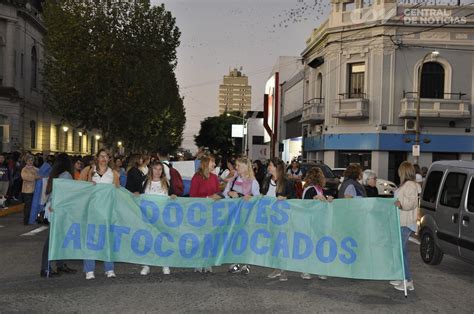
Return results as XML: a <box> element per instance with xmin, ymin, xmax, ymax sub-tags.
<box><xmin>364</xmin><ymin>185</ymin><xmax>379</xmax><ymax>197</ymax></box>
<box><xmin>260</xmin><ymin>176</ymin><xmax>296</xmax><ymax>199</ymax></box>
<box><xmin>125</xmin><ymin>167</ymin><xmax>146</xmax><ymax>193</ymax></box>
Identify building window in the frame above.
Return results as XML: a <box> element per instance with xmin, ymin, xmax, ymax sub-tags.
<box><xmin>420</xmin><ymin>62</ymin><xmax>444</xmax><ymax>99</ymax></box>
<box><xmin>348</xmin><ymin>63</ymin><xmax>365</xmax><ymax>98</ymax></box>
<box><xmin>31</xmin><ymin>46</ymin><xmax>37</xmax><ymax>89</ymax></box>
<box><xmin>90</xmin><ymin>136</ymin><xmax>95</xmax><ymax>154</ymax></box>
<box><xmin>316</xmin><ymin>73</ymin><xmax>323</xmax><ymax>99</ymax></box>
<box><xmin>336</xmin><ymin>151</ymin><xmax>371</xmax><ymax>169</ymax></box>
<box><xmin>252</xmin><ymin>136</ymin><xmax>264</xmax><ymax>145</ymax></box>
<box><xmin>440</xmin><ymin>172</ymin><xmax>466</xmax><ymax>208</ymax></box>
<box><xmin>20</xmin><ymin>53</ymin><xmax>24</xmax><ymax>78</ymax></box>
<box><xmin>78</xmin><ymin>134</ymin><xmax>83</xmax><ymax>153</ymax></box>
<box><xmin>55</xmin><ymin>125</ymin><xmax>60</xmax><ymax>151</ymax></box>
<box><xmin>30</xmin><ymin>120</ymin><xmax>36</xmax><ymax>149</ymax></box>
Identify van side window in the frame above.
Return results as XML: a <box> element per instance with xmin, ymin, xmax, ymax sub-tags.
<box><xmin>467</xmin><ymin>178</ymin><xmax>474</xmax><ymax>213</ymax></box>
<box><xmin>440</xmin><ymin>173</ymin><xmax>466</xmax><ymax>209</ymax></box>
<box><xmin>423</xmin><ymin>171</ymin><xmax>444</xmax><ymax>203</ymax></box>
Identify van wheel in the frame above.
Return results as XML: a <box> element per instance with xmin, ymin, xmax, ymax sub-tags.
<box><xmin>420</xmin><ymin>229</ymin><xmax>443</xmax><ymax>265</ymax></box>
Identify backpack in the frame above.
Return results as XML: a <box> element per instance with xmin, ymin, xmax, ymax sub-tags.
<box><xmin>163</xmin><ymin>162</ymin><xmax>184</xmax><ymax>196</ymax></box>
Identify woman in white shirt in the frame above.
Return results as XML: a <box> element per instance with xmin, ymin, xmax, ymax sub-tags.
<box><xmin>84</xmin><ymin>149</ymin><xmax>120</xmax><ymax>280</ymax></box>
<box><xmin>224</xmin><ymin>157</ymin><xmax>260</xmax><ymax>275</ymax></box>
<box><xmin>391</xmin><ymin>161</ymin><xmax>421</xmax><ymax>292</ymax></box>
<box><xmin>140</xmin><ymin>161</ymin><xmax>176</xmax><ymax>276</ymax></box>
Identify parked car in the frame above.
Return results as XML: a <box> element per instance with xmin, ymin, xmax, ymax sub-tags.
<box><xmin>332</xmin><ymin>167</ymin><xmax>397</xmax><ymax>197</ymax></box>
<box><xmin>419</xmin><ymin>160</ymin><xmax>474</xmax><ymax>266</ymax></box>
<box><xmin>300</xmin><ymin>162</ymin><xmax>340</xmax><ymax>198</ymax></box>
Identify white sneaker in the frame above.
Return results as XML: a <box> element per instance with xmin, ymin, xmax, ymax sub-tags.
<box><xmin>301</xmin><ymin>273</ymin><xmax>312</xmax><ymax>280</ymax></box>
<box><xmin>140</xmin><ymin>266</ymin><xmax>150</xmax><ymax>276</ymax></box>
<box><xmin>267</xmin><ymin>269</ymin><xmax>282</xmax><ymax>279</ymax></box>
<box><xmin>279</xmin><ymin>271</ymin><xmax>288</xmax><ymax>282</ymax></box>
<box><xmin>390</xmin><ymin>280</ymin><xmax>403</xmax><ymax>286</ymax></box>
<box><xmin>85</xmin><ymin>271</ymin><xmax>95</xmax><ymax>280</ymax></box>
<box><xmin>105</xmin><ymin>270</ymin><xmax>116</xmax><ymax>278</ymax></box>
<box><xmin>394</xmin><ymin>280</ymin><xmax>414</xmax><ymax>291</ymax></box>
<box><xmin>194</xmin><ymin>267</ymin><xmax>203</xmax><ymax>273</ymax></box>
<box><xmin>318</xmin><ymin>275</ymin><xmax>327</xmax><ymax>280</ymax></box>
<box><xmin>162</xmin><ymin>267</ymin><xmax>170</xmax><ymax>275</ymax></box>
<box><xmin>204</xmin><ymin>267</ymin><xmax>212</xmax><ymax>273</ymax></box>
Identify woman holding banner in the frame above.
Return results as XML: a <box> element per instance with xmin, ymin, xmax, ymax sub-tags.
<box><xmin>262</xmin><ymin>157</ymin><xmax>296</xmax><ymax>282</ymax></box>
<box><xmin>40</xmin><ymin>153</ymin><xmax>78</xmax><ymax>277</ymax></box>
<box><xmin>189</xmin><ymin>155</ymin><xmax>221</xmax><ymax>273</ymax></box>
<box><xmin>224</xmin><ymin>156</ymin><xmax>260</xmax><ymax>275</ymax></box>
<box><xmin>84</xmin><ymin>149</ymin><xmax>120</xmax><ymax>280</ymax></box>
<box><xmin>300</xmin><ymin>167</ymin><xmax>333</xmax><ymax>280</ymax></box>
<box><xmin>391</xmin><ymin>161</ymin><xmax>421</xmax><ymax>291</ymax></box>
<box><xmin>139</xmin><ymin>161</ymin><xmax>176</xmax><ymax>276</ymax></box>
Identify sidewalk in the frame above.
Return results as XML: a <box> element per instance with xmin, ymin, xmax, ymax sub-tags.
<box><xmin>0</xmin><ymin>203</ymin><xmax>24</xmax><ymax>217</ymax></box>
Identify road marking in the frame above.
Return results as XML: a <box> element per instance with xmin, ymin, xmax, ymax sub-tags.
<box><xmin>0</xmin><ymin>225</ymin><xmax>4</xmax><ymax>228</ymax></box>
<box><xmin>409</xmin><ymin>236</ymin><xmax>420</xmax><ymax>245</ymax></box>
<box><xmin>20</xmin><ymin>226</ymin><xmax>48</xmax><ymax>236</ymax></box>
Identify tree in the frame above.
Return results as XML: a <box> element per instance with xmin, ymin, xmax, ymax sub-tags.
<box><xmin>194</xmin><ymin>112</ymin><xmax>243</xmax><ymax>156</ymax></box>
<box><xmin>42</xmin><ymin>0</ymin><xmax>185</xmax><ymax>152</ymax></box>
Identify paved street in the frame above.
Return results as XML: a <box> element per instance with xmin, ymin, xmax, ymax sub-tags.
<box><xmin>1</xmin><ymin>212</ymin><xmax>473</xmax><ymax>313</ymax></box>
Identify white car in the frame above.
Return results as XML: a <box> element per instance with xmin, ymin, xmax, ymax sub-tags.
<box><xmin>332</xmin><ymin>168</ymin><xmax>397</xmax><ymax>197</ymax></box>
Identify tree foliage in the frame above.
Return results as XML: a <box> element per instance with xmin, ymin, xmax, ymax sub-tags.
<box><xmin>43</xmin><ymin>0</ymin><xmax>185</xmax><ymax>152</ymax></box>
<box><xmin>194</xmin><ymin>112</ymin><xmax>243</xmax><ymax>156</ymax></box>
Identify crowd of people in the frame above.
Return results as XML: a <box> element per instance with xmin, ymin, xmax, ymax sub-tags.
<box><xmin>0</xmin><ymin>149</ymin><xmax>420</xmax><ymax>291</ymax></box>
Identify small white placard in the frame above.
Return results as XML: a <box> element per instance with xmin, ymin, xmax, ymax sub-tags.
<box><xmin>412</xmin><ymin>145</ymin><xmax>420</xmax><ymax>157</ymax></box>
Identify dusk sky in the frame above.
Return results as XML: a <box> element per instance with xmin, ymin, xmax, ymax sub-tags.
<box><xmin>151</xmin><ymin>0</ymin><xmax>331</xmax><ymax>151</ymax></box>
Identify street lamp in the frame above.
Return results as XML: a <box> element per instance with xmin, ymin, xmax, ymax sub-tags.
<box><xmin>95</xmin><ymin>134</ymin><xmax>101</xmax><ymax>140</ymax></box>
<box><xmin>117</xmin><ymin>141</ymin><xmax>122</xmax><ymax>147</ymax></box>
<box><xmin>414</xmin><ymin>50</ymin><xmax>439</xmax><ymax>165</ymax></box>
<box><xmin>227</xmin><ymin>112</ymin><xmax>246</xmax><ymax>155</ymax></box>
<box><xmin>62</xmin><ymin>126</ymin><xmax>69</xmax><ymax>132</ymax></box>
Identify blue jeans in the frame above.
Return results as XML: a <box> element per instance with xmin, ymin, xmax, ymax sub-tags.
<box><xmin>401</xmin><ymin>227</ymin><xmax>412</xmax><ymax>280</ymax></box>
<box><xmin>83</xmin><ymin>260</ymin><xmax>114</xmax><ymax>273</ymax></box>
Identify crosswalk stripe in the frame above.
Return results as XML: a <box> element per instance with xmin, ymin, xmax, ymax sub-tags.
<box><xmin>409</xmin><ymin>236</ymin><xmax>420</xmax><ymax>245</ymax></box>
<box><xmin>0</xmin><ymin>225</ymin><xmax>4</xmax><ymax>228</ymax></box>
<box><xmin>20</xmin><ymin>226</ymin><xmax>48</xmax><ymax>236</ymax></box>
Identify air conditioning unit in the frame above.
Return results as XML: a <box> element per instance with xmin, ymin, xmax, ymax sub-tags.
<box><xmin>404</xmin><ymin>119</ymin><xmax>416</xmax><ymax>133</ymax></box>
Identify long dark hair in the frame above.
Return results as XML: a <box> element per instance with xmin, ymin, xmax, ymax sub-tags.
<box><xmin>269</xmin><ymin>157</ymin><xmax>288</xmax><ymax>194</ymax></box>
<box><xmin>46</xmin><ymin>153</ymin><xmax>73</xmax><ymax>195</ymax></box>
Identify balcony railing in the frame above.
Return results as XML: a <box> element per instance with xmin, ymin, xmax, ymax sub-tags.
<box><xmin>332</xmin><ymin>93</ymin><xmax>369</xmax><ymax>119</ymax></box>
<box><xmin>300</xmin><ymin>98</ymin><xmax>325</xmax><ymax>124</ymax></box>
<box><xmin>399</xmin><ymin>91</ymin><xmax>470</xmax><ymax>119</ymax></box>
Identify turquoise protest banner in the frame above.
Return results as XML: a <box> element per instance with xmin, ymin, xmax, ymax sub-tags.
<box><xmin>49</xmin><ymin>179</ymin><xmax>405</xmax><ymax>280</ymax></box>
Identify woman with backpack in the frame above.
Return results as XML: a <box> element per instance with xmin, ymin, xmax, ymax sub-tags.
<box><xmin>262</xmin><ymin>157</ymin><xmax>296</xmax><ymax>282</ymax></box>
<box><xmin>224</xmin><ymin>156</ymin><xmax>260</xmax><ymax>275</ymax></box>
<box><xmin>139</xmin><ymin>161</ymin><xmax>176</xmax><ymax>276</ymax></box>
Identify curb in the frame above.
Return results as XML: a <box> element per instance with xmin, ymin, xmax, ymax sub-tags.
<box><xmin>0</xmin><ymin>204</ymin><xmax>24</xmax><ymax>217</ymax></box>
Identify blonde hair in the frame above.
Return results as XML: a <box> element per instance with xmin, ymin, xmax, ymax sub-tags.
<box><xmin>146</xmin><ymin>161</ymin><xmax>169</xmax><ymax>191</ymax></box>
<box><xmin>398</xmin><ymin>161</ymin><xmax>416</xmax><ymax>184</ymax></box>
<box><xmin>236</xmin><ymin>156</ymin><xmax>255</xmax><ymax>180</ymax></box>
<box><xmin>198</xmin><ymin>155</ymin><xmax>215</xmax><ymax>179</ymax></box>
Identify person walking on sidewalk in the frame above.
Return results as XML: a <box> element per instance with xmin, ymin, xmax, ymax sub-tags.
<box><xmin>390</xmin><ymin>161</ymin><xmax>421</xmax><ymax>292</ymax></box>
<box><xmin>21</xmin><ymin>154</ymin><xmax>39</xmax><ymax>225</ymax></box>
<box><xmin>0</xmin><ymin>153</ymin><xmax>10</xmax><ymax>209</ymax></box>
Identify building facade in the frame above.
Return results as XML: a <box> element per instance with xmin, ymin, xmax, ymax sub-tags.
<box><xmin>218</xmin><ymin>68</ymin><xmax>252</xmax><ymax>115</ymax></box>
<box><xmin>300</xmin><ymin>0</ymin><xmax>474</xmax><ymax>183</ymax></box>
<box><xmin>0</xmin><ymin>1</ymin><xmax>101</xmax><ymax>154</ymax></box>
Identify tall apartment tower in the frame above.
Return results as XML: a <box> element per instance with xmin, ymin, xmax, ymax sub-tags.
<box><xmin>218</xmin><ymin>68</ymin><xmax>252</xmax><ymax>115</ymax></box>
